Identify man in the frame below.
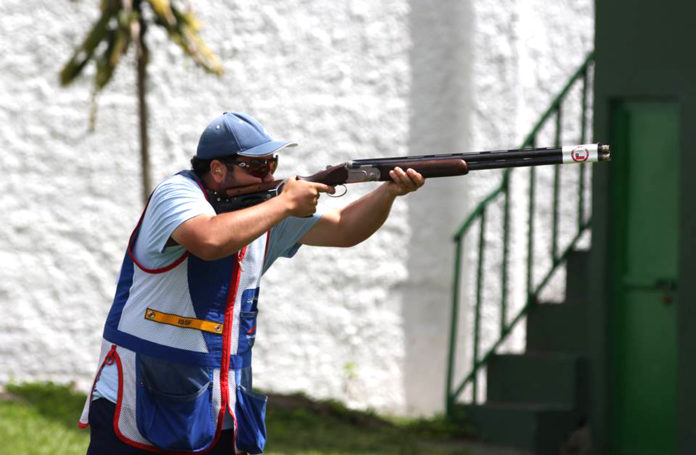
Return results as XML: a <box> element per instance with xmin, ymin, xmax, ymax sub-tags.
<box><xmin>79</xmin><ymin>112</ymin><xmax>424</xmax><ymax>454</ymax></box>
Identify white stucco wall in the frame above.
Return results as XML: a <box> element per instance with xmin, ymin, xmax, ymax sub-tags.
<box><xmin>0</xmin><ymin>0</ymin><xmax>593</xmax><ymax>416</ymax></box>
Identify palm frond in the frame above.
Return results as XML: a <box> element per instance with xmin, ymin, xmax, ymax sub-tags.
<box><xmin>95</xmin><ymin>21</ymin><xmax>132</xmax><ymax>89</ymax></box>
<box><xmin>60</xmin><ymin>6</ymin><xmax>116</xmax><ymax>86</ymax></box>
<box><xmin>147</xmin><ymin>1</ymin><xmax>223</xmax><ymax>75</ymax></box>
<box><xmin>110</xmin><ymin>16</ymin><xmax>132</xmax><ymax>67</ymax></box>
<box><xmin>148</xmin><ymin>0</ymin><xmax>176</xmax><ymax>26</ymax></box>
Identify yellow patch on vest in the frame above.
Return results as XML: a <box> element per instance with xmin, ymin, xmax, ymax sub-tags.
<box><xmin>144</xmin><ymin>308</ymin><xmax>223</xmax><ymax>334</ymax></box>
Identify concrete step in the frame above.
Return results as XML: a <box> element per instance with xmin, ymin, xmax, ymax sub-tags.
<box><xmin>455</xmin><ymin>249</ymin><xmax>592</xmax><ymax>455</ymax></box>
<box><xmin>462</xmin><ymin>403</ymin><xmax>581</xmax><ymax>455</ymax></box>
<box><xmin>413</xmin><ymin>439</ymin><xmax>532</xmax><ymax>455</ymax></box>
<box><xmin>486</xmin><ymin>353</ymin><xmax>587</xmax><ymax>409</ymax></box>
<box><xmin>526</xmin><ymin>303</ymin><xmax>587</xmax><ymax>353</ymax></box>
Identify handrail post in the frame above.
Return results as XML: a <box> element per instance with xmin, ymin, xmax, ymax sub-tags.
<box><xmin>578</xmin><ymin>66</ymin><xmax>589</xmax><ymax>228</ymax></box>
<box><xmin>527</xmin><ymin>136</ymin><xmax>536</xmax><ymax>299</ymax></box>
<box><xmin>472</xmin><ymin>211</ymin><xmax>486</xmax><ymax>404</ymax></box>
<box><xmin>446</xmin><ymin>237</ymin><xmax>464</xmax><ymax>416</ymax></box>
<box><xmin>501</xmin><ymin>171</ymin><xmax>511</xmax><ymax>335</ymax></box>
<box><xmin>552</xmin><ymin>106</ymin><xmax>562</xmax><ymax>263</ymax></box>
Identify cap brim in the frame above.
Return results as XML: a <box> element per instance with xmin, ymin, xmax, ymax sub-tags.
<box><xmin>237</xmin><ymin>141</ymin><xmax>298</xmax><ymax>157</ymax></box>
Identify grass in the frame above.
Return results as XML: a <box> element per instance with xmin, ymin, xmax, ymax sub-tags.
<box><xmin>0</xmin><ymin>383</ymin><xmax>89</xmax><ymax>455</ymax></box>
<box><xmin>0</xmin><ymin>383</ymin><xmax>472</xmax><ymax>455</ymax></box>
<box><xmin>263</xmin><ymin>393</ymin><xmax>472</xmax><ymax>454</ymax></box>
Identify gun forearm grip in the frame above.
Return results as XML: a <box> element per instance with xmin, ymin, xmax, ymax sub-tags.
<box><xmin>370</xmin><ymin>158</ymin><xmax>469</xmax><ymax>180</ymax></box>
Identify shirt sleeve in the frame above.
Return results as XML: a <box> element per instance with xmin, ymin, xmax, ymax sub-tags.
<box><xmin>133</xmin><ymin>174</ymin><xmax>216</xmax><ymax>270</ymax></box>
<box><xmin>262</xmin><ymin>213</ymin><xmax>322</xmax><ymax>274</ymax></box>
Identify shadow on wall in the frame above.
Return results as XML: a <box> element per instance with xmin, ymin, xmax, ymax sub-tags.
<box><xmin>401</xmin><ymin>0</ymin><xmax>474</xmax><ymax>416</ymax></box>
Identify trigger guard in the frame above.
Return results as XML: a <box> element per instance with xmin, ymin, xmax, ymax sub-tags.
<box><xmin>275</xmin><ymin>180</ymin><xmax>286</xmax><ymax>195</ymax></box>
<box><xmin>328</xmin><ymin>185</ymin><xmax>347</xmax><ymax>198</ymax></box>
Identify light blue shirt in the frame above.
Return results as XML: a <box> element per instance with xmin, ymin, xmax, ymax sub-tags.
<box><xmin>93</xmin><ymin>173</ymin><xmax>320</xmax><ymax>425</ymax></box>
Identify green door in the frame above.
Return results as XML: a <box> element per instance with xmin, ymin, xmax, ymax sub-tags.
<box><xmin>610</xmin><ymin>101</ymin><xmax>680</xmax><ymax>455</ymax></box>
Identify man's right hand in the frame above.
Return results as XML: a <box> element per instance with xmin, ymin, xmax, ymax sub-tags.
<box><xmin>172</xmin><ymin>177</ymin><xmax>334</xmax><ymax>261</ymax></box>
<box><xmin>280</xmin><ymin>177</ymin><xmax>335</xmax><ymax>217</ymax></box>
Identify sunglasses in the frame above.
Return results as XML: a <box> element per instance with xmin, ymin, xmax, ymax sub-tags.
<box><xmin>231</xmin><ymin>155</ymin><xmax>279</xmax><ymax>178</ymax></box>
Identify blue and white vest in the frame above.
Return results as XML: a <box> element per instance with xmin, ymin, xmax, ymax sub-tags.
<box><xmin>80</xmin><ymin>172</ymin><xmax>268</xmax><ymax>454</ymax></box>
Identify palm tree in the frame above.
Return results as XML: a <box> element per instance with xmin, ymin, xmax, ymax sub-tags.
<box><xmin>60</xmin><ymin>0</ymin><xmax>223</xmax><ymax>201</ymax></box>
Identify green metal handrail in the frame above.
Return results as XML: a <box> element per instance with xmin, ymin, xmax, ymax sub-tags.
<box><xmin>446</xmin><ymin>52</ymin><xmax>595</xmax><ymax>414</ymax></box>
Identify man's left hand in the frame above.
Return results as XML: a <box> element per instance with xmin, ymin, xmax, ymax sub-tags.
<box><xmin>387</xmin><ymin>167</ymin><xmax>425</xmax><ymax>196</ymax></box>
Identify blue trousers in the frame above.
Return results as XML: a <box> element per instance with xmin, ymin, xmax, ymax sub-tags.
<box><xmin>86</xmin><ymin>398</ymin><xmax>242</xmax><ymax>455</ymax></box>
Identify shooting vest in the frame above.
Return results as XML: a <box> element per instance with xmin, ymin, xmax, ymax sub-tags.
<box><xmin>79</xmin><ymin>171</ymin><xmax>268</xmax><ymax>454</ymax></box>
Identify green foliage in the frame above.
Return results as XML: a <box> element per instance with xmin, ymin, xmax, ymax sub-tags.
<box><xmin>150</xmin><ymin>0</ymin><xmax>223</xmax><ymax>74</ymax></box>
<box><xmin>60</xmin><ymin>0</ymin><xmax>222</xmax><ymax>90</ymax></box>
<box><xmin>60</xmin><ymin>0</ymin><xmax>224</xmax><ymax>197</ymax></box>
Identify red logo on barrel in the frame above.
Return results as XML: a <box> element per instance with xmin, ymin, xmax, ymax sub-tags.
<box><xmin>571</xmin><ymin>146</ymin><xmax>589</xmax><ymax>162</ymax></box>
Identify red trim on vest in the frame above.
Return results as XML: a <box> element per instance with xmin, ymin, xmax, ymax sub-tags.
<box><xmin>127</xmin><ymin>174</ymin><xmax>211</xmax><ymax>275</ymax></box>
<box><xmin>77</xmin><ymin>344</ymin><xmax>119</xmax><ymax>429</ymax></box>
<box><xmin>110</xmin><ymin>351</ymin><xmax>219</xmax><ymax>454</ymax></box>
<box><xmin>263</xmin><ymin>231</ymin><xmax>271</xmax><ymax>264</ymax></box>
<box><xmin>110</xmin><ymin>350</ymin><xmax>171</xmax><ymax>453</ymax></box>
<box><xmin>108</xmin><ymin>346</ymin><xmax>227</xmax><ymax>454</ymax></box>
<box><xmin>218</xmin><ymin>246</ymin><xmax>246</xmax><ymax>454</ymax></box>
<box><xmin>192</xmin><ymin>178</ymin><xmax>209</xmax><ymax>201</ymax></box>
<box><xmin>126</xmin><ymin>196</ymin><xmax>189</xmax><ymax>275</ymax></box>
<box><xmin>128</xmin><ymin>244</ymin><xmax>189</xmax><ymax>274</ymax></box>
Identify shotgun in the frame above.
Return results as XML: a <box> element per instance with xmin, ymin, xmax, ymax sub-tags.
<box><xmin>207</xmin><ymin>143</ymin><xmax>611</xmax><ymax>213</ymax></box>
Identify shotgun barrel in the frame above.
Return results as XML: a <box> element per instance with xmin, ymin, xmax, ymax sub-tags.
<box><xmin>350</xmin><ymin>143</ymin><xmax>610</xmax><ymax>171</ymax></box>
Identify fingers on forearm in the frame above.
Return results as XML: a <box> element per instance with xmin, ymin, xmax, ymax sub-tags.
<box><xmin>389</xmin><ymin>167</ymin><xmax>408</xmax><ymax>184</ymax></box>
<box><xmin>406</xmin><ymin>168</ymin><xmax>425</xmax><ymax>187</ymax></box>
<box><xmin>387</xmin><ymin>167</ymin><xmax>424</xmax><ymax>195</ymax></box>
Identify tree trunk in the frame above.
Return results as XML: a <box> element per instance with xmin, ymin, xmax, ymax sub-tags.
<box><xmin>136</xmin><ymin>12</ymin><xmax>151</xmax><ymax>203</ymax></box>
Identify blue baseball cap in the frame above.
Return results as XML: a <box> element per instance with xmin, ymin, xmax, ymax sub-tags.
<box><xmin>196</xmin><ymin>112</ymin><xmax>297</xmax><ymax>159</ymax></box>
